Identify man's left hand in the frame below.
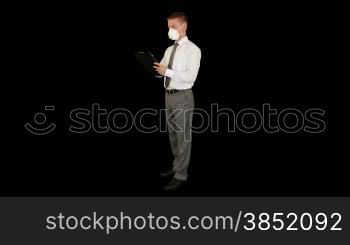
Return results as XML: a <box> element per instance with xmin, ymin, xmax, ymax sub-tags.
<box><xmin>153</xmin><ymin>62</ymin><xmax>167</xmax><ymax>76</ymax></box>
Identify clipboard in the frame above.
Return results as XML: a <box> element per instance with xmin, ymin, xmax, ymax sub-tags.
<box><xmin>134</xmin><ymin>51</ymin><xmax>162</xmax><ymax>78</ymax></box>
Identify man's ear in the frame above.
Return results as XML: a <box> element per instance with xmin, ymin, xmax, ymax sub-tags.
<box><xmin>180</xmin><ymin>22</ymin><xmax>187</xmax><ymax>34</ymax></box>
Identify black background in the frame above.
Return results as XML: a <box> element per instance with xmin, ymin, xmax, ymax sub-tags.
<box><xmin>5</xmin><ymin>1</ymin><xmax>347</xmax><ymax>196</ymax></box>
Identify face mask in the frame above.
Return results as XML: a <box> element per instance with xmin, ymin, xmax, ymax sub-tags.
<box><xmin>168</xmin><ymin>28</ymin><xmax>180</xmax><ymax>40</ymax></box>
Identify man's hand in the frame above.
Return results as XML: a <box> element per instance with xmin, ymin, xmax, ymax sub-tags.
<box><xmin>153</xmin><ymin>62</ymin><xmax>167</xmax><ymax>76</ymax></box>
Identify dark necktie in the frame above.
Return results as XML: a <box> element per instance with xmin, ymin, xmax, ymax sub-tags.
<box><xmin>165</xmin><ymin>42</ymin><xmax>179</xmax><ymax>88</ymax></box>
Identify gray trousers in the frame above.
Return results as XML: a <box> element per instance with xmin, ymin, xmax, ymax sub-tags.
<box><xmin>165</xmin><ymin>89</ymin><xmax>194</xmax><ymax>181</ymax></box>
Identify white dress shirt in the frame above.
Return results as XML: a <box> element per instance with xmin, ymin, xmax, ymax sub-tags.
<box><xmin>160</xmin><ymin>36</ymin><xmax>201</xmax><ymax>90</ymax></box>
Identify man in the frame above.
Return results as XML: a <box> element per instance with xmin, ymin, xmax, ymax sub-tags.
<box><xmin>153</xmin><ymin>12</ymin><xmax>201</xmax><ymax>191</ymax></box>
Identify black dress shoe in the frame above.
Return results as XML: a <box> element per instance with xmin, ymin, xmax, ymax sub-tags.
<box><xmin>160</xmin><ymin>169</ymin><xmax>174</xmax><ymax>178</ymax></box>
<box><xmin>164</xmin><ymin>178</ymin><xmax>187</xmax><ymax>191</ymax></box>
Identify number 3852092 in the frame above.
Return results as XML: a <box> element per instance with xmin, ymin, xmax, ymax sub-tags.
<box><xmin>243</xmin><ymin>212</ymin><xmax>342</xmax><ymax>231</ymax></box>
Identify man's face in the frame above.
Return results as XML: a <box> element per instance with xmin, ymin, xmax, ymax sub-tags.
<box><xmin>167</xmin><ymin>18</ymin><xmax>187</xmax><ymax>34</ymax></box>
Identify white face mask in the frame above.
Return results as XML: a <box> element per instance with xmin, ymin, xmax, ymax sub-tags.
<box><xmin>168</xmin><ymin>28</ymin><xmax>180</xmax><ymax>40</ymax></box>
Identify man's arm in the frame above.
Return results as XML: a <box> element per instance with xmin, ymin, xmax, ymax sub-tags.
<box><xmin>160</xmin><ymin>47</ymin><xmax>171</xmax><ymax>66</ymax></box>
<box><xmin>165</xmin><ymin>47</ymin><xmax>201</xmax><ymax>84</ymax></box>
<box><xmin>153</xmin><ymin>48</ymin><xmax>170</xmax><ymax>76</ymax></box>
<box><xmin>160</xmin><ymin>54</ymin><xmax>167</xmax><ymax>66</ymax></box>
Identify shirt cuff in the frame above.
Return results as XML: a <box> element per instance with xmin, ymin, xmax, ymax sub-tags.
<box><xmin>165</xmin><ymin>68</ymin><xmax>175</xmax><ymax>78</ymax></box>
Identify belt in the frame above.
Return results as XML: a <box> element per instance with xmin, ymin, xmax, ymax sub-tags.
<box><xmin>166</xmin><ymin>89</ymin><xmax>191</xmax><ymax>94</ymax></box>
<box><xmin>166</xmin><ymin>89</ymin><xmax>181</xmax><ymax>94</ymax></box>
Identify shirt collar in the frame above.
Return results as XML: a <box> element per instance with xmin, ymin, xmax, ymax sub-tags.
<box><xmin>176</xmin><ymin>36</ymin><xmax>188</xmax><ymax>46</ymax></box>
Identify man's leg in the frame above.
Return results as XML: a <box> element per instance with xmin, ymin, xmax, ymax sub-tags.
<box><xmin>165</xmin><ymin>93</ymin><xmax>180</xmax><ymax>174</ymax></box>
<box><xmin>172</xmin><ymin>90</ymin><xmax>194</xmax><ymax>181</ymax></box>
<box><xmin>166</xmin><ymin>108</ymin><xmax>179</xmax><ymax>161</ymax></box>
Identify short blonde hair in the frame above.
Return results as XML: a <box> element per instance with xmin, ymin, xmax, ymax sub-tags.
<box><xmin>167</xmin><ymin>12</ymin><xmax>188</xmax><ymax>23</ymax></box>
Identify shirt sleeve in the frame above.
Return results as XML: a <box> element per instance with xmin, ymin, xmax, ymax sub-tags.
<box><xmin>160</xmin><ymin>48</ymin><xmax>170</xmax><ymax>86</ymax></box>
<box><xmin>165</xmin><ymin>46</ymin><xmax>201</xmax><ymax>84</ymax></box>
<box><xmin>160</xmin><ymin>47</ymin><xmax>169</xmax><ymax>66</ymax></box>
